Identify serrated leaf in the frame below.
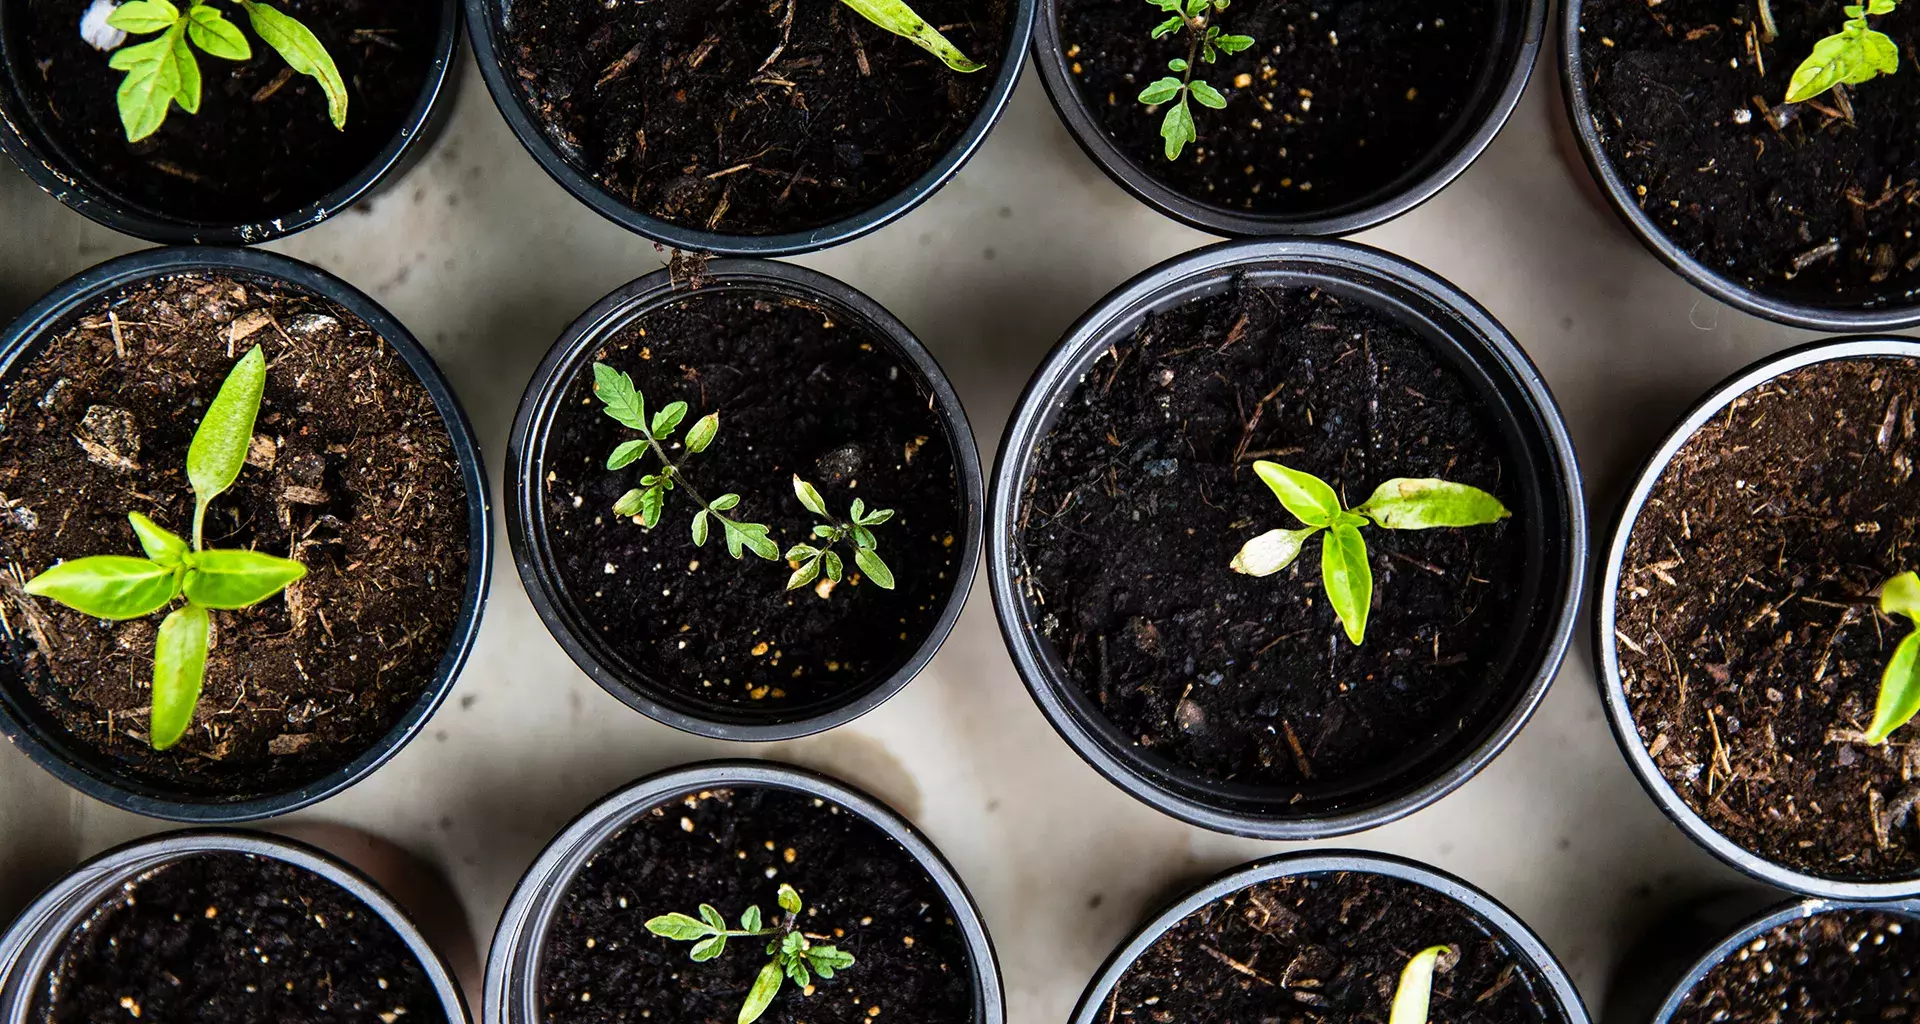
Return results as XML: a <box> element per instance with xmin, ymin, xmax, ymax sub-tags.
<box><xmin>186</xmin><ymin>4</ymin><xmax>252</xmax><ymax>60</ymax></box>
<box><xmin>854</xmin><ymin>546</ymin><xmax>895</xmax><ymax>590</ymax></box>
<box><xmin>792</xmin><ymin>476</ymin><xmax>828</xmax><ymax>516</ymax></box>
<box><xmin>692</xmin><ymin>510</ymin><xmax>710</xmax><ymax>547</ymax></box>
<box><xmin>736</xmin><ymin>523</ymin><xmax>778</xmax><ymax>560</ymax></box>
<box><xmin>1389</xmin><ymin>946</ymin><xmax>1449</xmax><ymax>1024</ymax></box>
<box><xmin>1355</xmin><ymin>478</ymin><xmax>1510</xmax><ymax>530</ymax></box>
<box><xmin>1229</xmin><ymin>526</ymin><xmax>1320</xmax><ymax>577</ymax></box>
<box><xmin>150</xmin><ymin>602</ymin><xmax>209</xmax><ymax>750</ymax></box>
<box><xmin>652</xmin><ymin>401</ymin><xmax>688</xmax><ymax>438</ymax></box>
<box><xmin>1321</xmin><ymin>524</ymin><xmax>1372</xmax><ymax>645</ymax></box>
<box><xmin>24</xmin><ymin>556</ymin><xmax>176</xmax><ymax>620</ymax></box>
<box><xmin>691</xmin><ymin>935</ymin><xmax>727</xmax><ymax>961</ymax></box>
<box><xmin>835</xmin><ymin>0</ymin><xmax>984</xmax><ymax>72</ymax></box>
<box><xmin>1252</xmin><ymin>460</ymin><xmax>1343</xmax><ymax>526</ymax></box>
<box><xmin>592</xmin><ymin>363</ymin><xmax>646</xmax><ymax>431</ymax></box>
<box><xmin>107</xmin><ymin>0</ymin><xmax>182</xmax><ymax>34</ymax></box>
<box><xmin>607</xmin><ymin>438</ymin><xmax>648</xmax><ymax>470</ymax></box>
<box><xmin>787</xmin><ymin>557</ymin><xmax>822</xmax><ymax>591</ymax></box>
<box><xmin>808</xmin><ymin>946</ymin><xmax>855</xmax><ymax>974</ymax></box>
<box><xmin>1160</xmin><ymin>96</ymin><xmax>1195</xmax><ymax>160</ymax></box>
<box><xmin>1785</xmin><ymin>21</ymin><xmax>1898</xmax><ymax>102</ymax></box>
<box><xmin>1189</xmin><ymin>79</ymin><xmax>1227</xmax><ymax>109</ymax></box>
<box><xmin>182</xmin><ymin>549</ymin><xmax>306</xmax><ymax>609</ymax></box>
<box><xmin>111</xmin><ymin>21</ymin><xmax>191</xmax><ymax>144</ymax></box>
<box><xmin>739</xmin><ymin>959</ymin><xmax>784</xmax><ymax>1024</ymax></box>
<box><xmin>686</xmin><ymin>412</ymin><xmax>719</xmax><ymax>453</ymax></box>
<box><xmin>239</xmin><ymin>0</ymin><xmax>348</xmax><ymax>127</ymax></box>
<box><xmin>188</xmin><ymin>346</ymin><xmax>266</xmax><ymax>538</ymax></box>
<box><xmin>646</xmin><ymin>913</ymin><xmax>710</xmax><ymax>941</ymax></box>
<box><xmin>777</xmin><ymin>883</ymin><xmax>802</xmax><ymax>914</ymax></box>
<box><xmin>128</xmin><ymin>511</ymin><xmax>188</xmax><ymax>567</ymax></box>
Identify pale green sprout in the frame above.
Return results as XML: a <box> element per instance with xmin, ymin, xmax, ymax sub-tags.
<box><xmin>784</xmin><ymin>476</ymin><xmax>896</xmax><ymax>594</ymax></box>
<box><xmin>23</xmin><ymin>346</ymin><xmax>306</xmax><ymax>750</ymax></box>
<box><xmin>1388</xmin><ymin>945</ymin><xmax>1452</xmax><ymax>1024</ymax></box>
<box><xmin>1135</xmin><ymin>0</ymin><xmax>1255</xmax><ymax>159</ymax></box>
<box><xmin>1784</xmin><ymin>0</ymin><xmax>1902</xmax><ymax>104</ymax></box>
<box><xmin>103</xmin><ymin>0</ymin><xmax>347</xmax><ymax>142</ymax></box>
<box><xmin>645</xmin><ymin>883</ymin><xmax>857</xmax><ymax>1024</ymax></box>
<box><xmin>838</xmin><ymin>0</ymin><xmax>984</xmax><ymax>72</ymax></box>
<box><xmin>1862</xmin><ymin>571</ymin><xmax>1920</xmax><ymax>744</ymax></box>
<box><xmin>1229</xmin><ymin>460</ymin><xmax>1510</xmax><ymax>645</ymax></box>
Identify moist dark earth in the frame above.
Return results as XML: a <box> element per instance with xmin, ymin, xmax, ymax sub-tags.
<box><xmin>1581</xmin><ymin>0</ymin><xmax>1920</xmax><ymax>307</ymax></box>
<box><xmin>0</xmin><ymin>273</ymin><xmax>470</xmax><ymax>797</ymax></box>
<box><xmin>32</xmin><ymin>851</ymin><xmax>439</xmax><ymax>1024</ymax></box>
<box><xmin>1017</xmin><ymin>281</ymin><xmax>1527</xmax><ymax>796</ymax></box>
<box><xmin>14</xmin><ymin>0</ymin><xmax>440</xmax><ymax>225</ymax></box>
<box><xmin>1617</xmin><ymin>357</ymin><xmax>1920</xmax><ymax>881</ymax></box>
<box><xmin>1106</xmin><ymin>872</ymin><xmax>1561</xmax><ymax>1024</ymax></box>
<box><xmin>1670</xmin><ymin>909</ymin><xmax>1920</xmax><ymax>1023</ymax></box>
<box><xmin>539</xmin><ymin>786</ymin><xmax>973</xmax><ymax>1024</ymax></box>
<box><xmin>1059</xmin><ymin>0</ymin><xmax>1499</xmax><ymax>215</ymax></box>
<box><xmin>541</xmin><ymin>287</ymin><xmax>961</xmax><ymax>716</ymax></box>
<box><xmin>498</xmin><ymin>0</ymin><xmax>1009</xmax><ymax>235</ymax></box>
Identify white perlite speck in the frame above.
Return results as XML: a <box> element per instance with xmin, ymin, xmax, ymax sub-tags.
<box><xmin>80</xmin><ymin>0</ymin><xmax>126</xmax><ymax>51</ymax></box>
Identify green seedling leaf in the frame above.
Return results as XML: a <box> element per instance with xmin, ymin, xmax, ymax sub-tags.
<box><xmin>699</xmin><ymin>904</ymin><xmax>727</xmax><ymax>930</ymax></box>
<box><xmin>608</xmin><ymin>439</ymin><xmax>648</xmax><ymax>470</ymax></box>
<box><xmin>188</xmin><ymin>346</ymin><xmax>266</xmax><ymax>547</ymax></box>
<box><xmin>613</xmin><ymin>488</ymin><xmax>646</xmax><ymax>518</ymax></box>
<box><xmin>692</xmin><ymin>935</ymin><xmax>727</xmax><ymax>961</ymax></box>
<box><xmin>646</xmin><ymin>913</ymin><xmax>712</xmax><ymax>941</ymax></box>
<box><xmin>1786</xmin><ymin>16</ymin><xmax>1901</xmax><ymax>103</ymax></box>
<box><xmin>1321</xmin><ymin>523</ymin><xmax>1372</xmax><ymax>645</ymax></box>
<box><xmin>239</xmin><ymin>0</ymin><xmax>348</xmax><ymax>127</ymax></box>
<box><xmin>150</xmin><ymin>602</ymin><xmax>210</xmax><ymax>750</ymax></box>
<box><xmin>128</xmin><ymin>512</ymin><xmax>188</xmax><ymax>566</ymax></box>
<box><xmin>1151</xmin><ymin>14</ymin><xmax>1184</xmax><ymax>37</ymax></box>
<box><xmin>709</xmin><ymin>493</ymin><xmax>741</xmax><ymax>512</ymax></box>
<box><xmin>851</xmin><ymin>525</ymin><xmax>876</xmax><ymax>550</ymax></box>
<box><xmin>808</xmin><ymin>946</ymin><xmax>855</xmax><ymax>978</ymax></box>
<box><xmin>788</xmin><ymin>557</ymin><xmax>822</xmax><ymax>591</ymax></box>
<box><xmin>1167</xmin><ymin>56</ymin><xmax>1189</xmax><ymax>71</ymax></box>
<box><xmin>735</xmin><ymin>523</ymin><xmax>778</xmax><ymax>560</ymax></box>
<box><xmin>182</xmin><ymin>549</ymin><xmax>306</xmax><ymax>609</ymax></box>
<box><xmin>741</xmin><ymin>905</ymin><xmax>763</xmax><ymax>932</ymax></box>
<box><xmin>640</xmin><ymin>486</ymin><xmax>666</xmax><ymax>529</ymax></box>
<box><xmin>186</xmin><ymin>4</ymin><xmax>252</xmax><ymax>60</ymax></box>
<box><xmin>786</xmin><ymin>544</ymin><xmax>821</xmax><ymax>562</ymax></box>
<box><xmin>739</xmin><ymin>959</ymin><xmax>784</xmax><ymax>1024</ymax></box>
<box><xmin>786</xmin><ymin>958</ymin><xmax>812</xmax><ymax>987</ymax></box>
<box><xmin>1229</xmin><ymin>526</ymin><xmax>1320</xmax><ymax>577</ymax></box>
<box><xmin>1883</xmin><ymin>571</ymin><xmax>1920</xmax><ymax>620</ymax></box>
<box><xmin>24</xmin><ymin>556</ymin><xmax>176</xmax><ymax>620</ymax></box>
<box><xmin>1864</xmin><ymin>572</ymin><xmax>1920</xmax><ymax>743</ymax></box>
<box><xmin>1189</xmin><ymin>79</ymin><xmax>1226</xmax><ymax>108</ymax></box>
<box><xmin>107</xmin><ymin>0</ymin><xmax>182</xmax><ymax>33</ymax></box>
<box><xmin>1138</xmin><ymin>76</ymin><xmax>1184</xmax><ymax>104</ymax></box>
<box><xmin>836</xmin><ymin>0</ymin><xmax>985</xmax><ymax>72</ymax></box>
<box><xmin>850</xmin><ymin>498</ymin><xmax>867</xmax><ymax>521</ymax></box>
<box><xmin>1356</xmin><ymin>478</ymin><xmax>1510</xmax><ymax>530</ymax></box>
<box><xmin>652</xmin><ymin>401</ymin><xmax>688</xmax><ymax>438</ymax></box>
<box><xmin>1253</xmin><ymin>460</ymin><xmax>1343</xmax><ymax>526</ymax></box>
<box><xmin>686</xmin><ymin>413</ymin><xmax>720</xmax><ymax>453</ymax></box>
<box><xmin>110</xmin><ymin>22</ymin><xmax>191</xmax><ymax>142</ymax></box>
<box><xmin>777</xmin><ymin>883</ymin><xmax>802</xmax><ymax>914</ymax></box>
<box><xmin>1160</xmin><ymin>96</ymin><xmax>1195</xmax><ymax>160</ymax></box>
<box><xmin>593</xmin><ymin>363</ymin><xmax>646</xmax><ymax>430</ymax></box>
<box><xmin>692</xmin><ymin>510</ymin><xmax>710</xmax><ymax>547</ymax></box>
<box><xmin>1389</xmin><ymin>946</ymin><xmax>1450</xmax><ymax>1024</ymax></box>
<box><xmin>854</xmin><ymin>546</ymin><xmax>895</xmax><ymax>590</ymax></box>
<box><xmin>793</xmin><ymin>476</ymin><xmax>829</xmax><ymax>517</ymax></box>
<box><xmin>822</xmin><ymin>550</ymin><xmax>844</xmax><ymax>582</ymax></box>
<box><xmin>171</xmin><ymin>27</ymin><xmax>202</xmax><ymax>113</ymax></box>
<box><xmin>859</xmin><ymin>508</ymin><xmax>894</xmax><ymax>526</ymax></box>
<box><xmin>1215</xmin><ymin>32</ymin><xmax>1254</xmax><ymax>51</ymax></box>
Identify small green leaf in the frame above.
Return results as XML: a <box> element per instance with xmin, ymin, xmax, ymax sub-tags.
<box><xmin>699</xmin><ymin>904</ymin><xmax>727</xmax><ymax>930</ymax></box>
<box><xmin>239</xmin><ymin>0</ymin><xmax>348</xmax><ymax>127</ymax></box>
<box><xmin>1149</xmin><ymin>0</ymin><xmax>1184</xmax><ymax>12</ymax></box>
<box><xmin>613</xmin><ymin>488</ymin><xmax>646</xmax><ymax>518</ymax></box>
<box><xmin>686</xmin><ymin>412</ymin><xmax>719</xmax><ymax>453</ymax></box>
<box><xmin>170</xmin><ymin>28</ymin><xmax>202</xmax><ymax>113</ymax></box>
<box><xmin>1864</xmin><ymin>632</ymin><xmax>1920</xmax><ymax>744</ymax></box>
<box><xmin>785</xmin><ymin>544</ymin><xmax>821</xmax><ymax>561</ymax></box>
<box><xmin>110</xmin><ymin>21</ymin><xmax>191</xmax><ymax>144</ymax></box>
<box><xmin>640</xmin><ymin>486</ymin><xmax>666</xmax><ymax>529</ymax></box>
<box><xmin>1389</xmin><ymin>946</ymin><xmax>1450</xmax><ymax>1024</ymax></box>
<box><xmin>854</xmin><ymin>546</ymin><xmax>895</xmax><ymax>590</ymax></box>
<box><xmin>777</xmin><ymin>883</ymin><xmax>802</xmax><ymax>914</ymax></box>
<box><xmin>788</xmin><ymin>557</ymin><xmax>822</xmax><ymax>591</ymax></box>
<box><xmin>822</xmin><ymin>550</ymin><xmax>844</xmax><ymax>582</ymax></box>
<box><xmin>652</xmin><ymin>401</ymin><xmax>689</xmax><ymax>438</ymax></box>
<box><xmin>24</xmin><ymin>556</ymin><xmax>176</xmax><ymax>620</ymax></box>
<box><xmin>1151</xmin><ymin>14</ymin><xmax>1184</xmax><ymax>37</ymax></box>
<box><xmin>814</xmin><ymin>524</ymin><xmax>839</xmax><ymax>540</ymax></box>
<box><xmin>592</xmin><ymin>363</ymin><xmax>646</xmax><ymax>431</ymax></box>
<box><xmin>1215</xmin><ymin>32</ymin><xmax>1255</xmax><ymax>52</ymax></box>
<box><xmin>1884</xmin><ymin>572</ymin><xmax>1920</xmax><ymax>621</ymax></box>
<box><xmin>128</xmin><ymin>512</ymin><xmax>188</xmax><ymax>566</ymax></box>
<box><xmin>1160</xmin><ymin>96</ymin><xmax>1195</xmax><ymax>160</ymax></box>
<box><xmin>1321</xmin><ymin>524</ymin><xmax>1372</xmax><ymax>645</ymax></box>
<box><xmin>186</xmin><ymin>4</ymin><xmax>252</xmax><ymax>60</ymax></box>
<box><xmin>835</xmin><ymin>0</ymin><xmax>985</xmax><ymax>72</ymax></box>
<box><xmin>1229</xmin><ymin>526</ymin><xmax>1320</xmax><ymax>577</ymax></box>
<box><xmin>859</xmin><ymin>508</ymin><xmax>895</xmax><ymax>526</ymax></box>
<box><xmin>709</xmin><ymin>493</ymin><xmax>741</xmax><ymax>512</ymax></box>
<box><xmin>785</xmin><ymin>958</ymin><xmax>811</xmax><ymax>988</ymax></box>
<box><xmin>735</xmin><ymin>523</ymin><xmax>779</xmax><ymax>561</ymax></box>
<box><xmin>781</xmin><ymin>931</ymin><xmax>806</xmax><ymax>956</ymax></box>
<box><xmin>1138</xmin><ymin>76</ymin><xmax>1184</xmax><ymax>105</ymax></box>
<box><xmin>188</xmin><ymin>346</ymin><xmax>267</xmax><ymax>543</ymax></box>
<box><xmin>1252</xmin><ymin>460</ymin><xmax>1343</xmax><ymax>526</ymax></box>
<box><xmin>150</xmin><ymin>602</ymin><xmax>209</xmax><ymax>750</ymax></box>
<box><xmin>646</xmin><ymin>913</ymin><xmax>710</xmax><ymax>941</ymax></box>
<box><xmin>741</xmin><ymin>905</ymin><xmax>763</xmax><ymax>932</ymax></box>
<box><xmin>607</xmin><ymin>439</ymin><xmax>648</xmax><ymax>470</ymax></box>
<box><xmin>793</xmin><ymin>476</ymin><xmax>829</xmax><ymax>517</ymax></box>
<box><xmin>692</xmin><ymin>510</ymin><xmax>710</xmax><ymax>547</ymax></box>
<box><xmin>1189</xmin><ymin>79</ymin><xmax>1227</xmax><ymax>108</ymax></box>
<box><xmin>739</xmin><ymin>959</ymin><xmax>785</xmax><ymax>1024</ymax></box>
<box><xmin>1167</xmin><ymin>57</ymin><xmax>1189</xmax><ymax>71</ymax></box>
<box><xmin>691</xmin><ymin>935</ymin><xmax>727</xmax><ymax>961</ymax></box>
<box><xmin>808</xmin><ymin>946</ymin><xmax>855</xmax><ymax>976</ymax></box>
<box><xmin>107</xmin><ymin>0</ymin><xmax>182</xmax><ymax>34</ymax></box>
<box><xmin>1355</xmin><ymin>478</ymin><xmax>1511</xmax><ymax>530</ymax></box>
<box><xmin>852</xmin><ymin>525</ymin><xmax>877</xmax><ymax>550</ymax></box>
<box><xmin>182</xmin><ymin>549</ymin><xmax>306</xmax><ymax>609</ymax></box>
<box><xmin>1786</xmin><ymin>22</ymin><xmax>1899</xmax><ymax>103</ymax></box>
<box><xmin>849</xmin><ymin>498</ymin><xmax>866</xmax><ymax>521</ymax></box>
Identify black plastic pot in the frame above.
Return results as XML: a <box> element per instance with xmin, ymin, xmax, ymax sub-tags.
<box><xmin>989</xmin><ymin>238</ymin><xmax>1586</xmax><ymax>838</ymax></box>
<box><xmin>506</xmin><ymin>259</ymin><xmax>982</xmax><ymax>740</ymax></box>
<box><xmin>0</xmin><ymin>829</ymin><xmax>472</xmax><ymax>1022</ymax></box>
<box><xmin>482</xmin><ymin>759</ymin><xmax>1004</xmax><ymax>1024</ymax></box>
<box><xmin>1593</xmin><ymin>335</ymin><xmax>1920</xmax><ymax>901</ymax></box>
<box><xmin>1601</xmin><ymin>891</ymin><xmax>1920</xmax><ymax>1024</ymax></box>
<box><xmin>1070</xmin><ymin>850</ymin><xmax>1590</xmax><ymax>1024</ymax></box>
<box><xmin>0</xmin><ymin>1</ymin><xmax>461</xmax><ymax>245</ymax></box>
<box><xmin>461</xmin><ymin>0</ymin><xmax>1032</xmax><ymax>257</ymax></box>
<box><xmin>1558</xmin><ymin>1</ymin><xmax>1920</xmax><ymax>331</ymax></box>
<box><xmin>0</xmin><ymin>246</ymin><xmax>493</xmax><ymax>822</ymax></box>
<box><xmin>1031</xmin><ymin>0</ymin><xmax>1544</xmax><ymax>236</ymax></box>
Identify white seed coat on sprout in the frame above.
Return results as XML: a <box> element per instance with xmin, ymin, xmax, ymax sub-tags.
<box><xmin>80</xmin><ymin>0</ymin><xmax>125</xmax><ymax>50</ymax></box>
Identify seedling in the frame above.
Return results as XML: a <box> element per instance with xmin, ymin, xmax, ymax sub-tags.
<box><xmin>593</xmin><ymin>363</ymin><xmax>778</xmax><ymax>562</ymax></box>
<box><xmin>646</xmin><ymin>883</ymin><xmax>857</xmax><ymax>1024</ymax></box>
<box><xmin>1388</xmin><ymin>945</ymin><xmax>1451</xmax><ymax>1024</ymax></box>
<box><xmin>1229</xmin><ymin>460</ymin><xmax>1510</xmax><ymax>645</ymax></box>
<box><xmin>835</xmin><ymin>0</ymin><xmax>984</xmax><ymax>72</ymax></box>
<box><xmin>1783</xmin><ymin>0</ymin><xmax>1902</xmax><ymax>104</ymax></box>
<box><xmin>784</xmin><ymin>476</ymin><xmax>896</xmax><ymax>592</ymax></box>
<box><xmin>23</xmin><ymin>347</ymin><xmax>306</xmax><ymax>750</ymax></box>
<box><xmin>99</xmin><ymin>0</ymin><xmax>347</xmax><ymax>142</ymax></box>
<box><xmin>1135</xmin><ymin>0</ymin><xmax>1255</xmax><ymax>160</ymax></box>
<box><xmin>1861</xmin><ymin>571</ymin><xmax>1920</xmax><ymax>743</ymax></box>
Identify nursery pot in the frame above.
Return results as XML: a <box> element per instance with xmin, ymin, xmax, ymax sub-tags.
<box><xmin>461</xmin><ymin>0</ymin><xmax>1033</xmax><ymax>257</ymax></box>
<box><xmin>0</xmin><ymin>246</ymin><xmax>492</xmax><ymax>822</ymax></box>
<box><xmin>0</xmin><ymin>829</ymin><xmax>471</xmax><ymax>1023</ymax></box>
<box><xmin>506</xmin><ymin>259</ymin><xmax>982</xmax><ymax>740</ymax></box>
<box><xmin>1030</xmin><ymin>0</ymin><xmax>1545</xmax><ymax>236</ymax></box>
<box><xmin>1071</xmin><ymin>850</ymin><xmax>1589</xmax><ymax>1024</ymax></box>
<box><xmin>1594</xmin><ymin>335</ymin><xmax>1920</xmax><ymax>900</ymax></box>
<box><xmin>989</xmin><ymin>238</ymin><xmax>1586</xmax><ymax>838</ymax></box>
<box><xmin>483</xmin><ymin>759</ymin><xmax>1004</xmax><ymax>1024</ymax></box>
<box><xmin>0</xmin><ymin>0</ymin><xmax>461</xmax><ymax>245</ymax></box>
<box><xmin>1559</xmin><ymin>0</ymin><xmax>1920</xmax><ymax>331</ymax></box>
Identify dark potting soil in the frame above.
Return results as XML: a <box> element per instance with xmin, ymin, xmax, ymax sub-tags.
<box><xmin>1617</xmin><ymin>357</ymin><xmax>1920</xmax><ymax>880</ymax></box>
<box><xmin>1017</xmin><ymin>281</ymin><xmax>1525</xmax><ymax>793</ymax></box>
<box><xmin>539</xmin><ymin>786</ymin><xmax>973</xmax><ymax>1024</ymax></box>
<box><xmin>1670</xmin><ymin>909</ymin><xmax>1920</xmax><ymax>1024</ymax></box>
<box><xmin>498</xmin><ymin>0</ymin><xmax>1009</xmax><ymax>236</ymax></box>
<box><xmin>1581</xmin><ymin>0</ymin><xmax>1920</xmax><ymax>308</ymax></box>
<box><xmin>1106</xmin><ymin>872</ymin><xmax>1559</xmax><ymax>1024</ymax></box>
<box><xmin>541</xmin><ymin>287</ymin><xmax>960</xmax><ymax>715</ymax></box>
<box><xmin>0</xmin><ymin>273</ymin><xmax>470</xmax><ymax>797</ymax></box>
<box><xmin>11</xmin><ymin>0</ymin><xmax>440</xmax><ymax>225</ymax></box>
<box><xmin>32</xmin><ymin>851</ymin><xmax>439</xmax><ymax>1024</ymax></box>
<box><xmin>1058</xmin><ymin>0</ymin><xmax>1499</xmax><ymax>215</ymax></box>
